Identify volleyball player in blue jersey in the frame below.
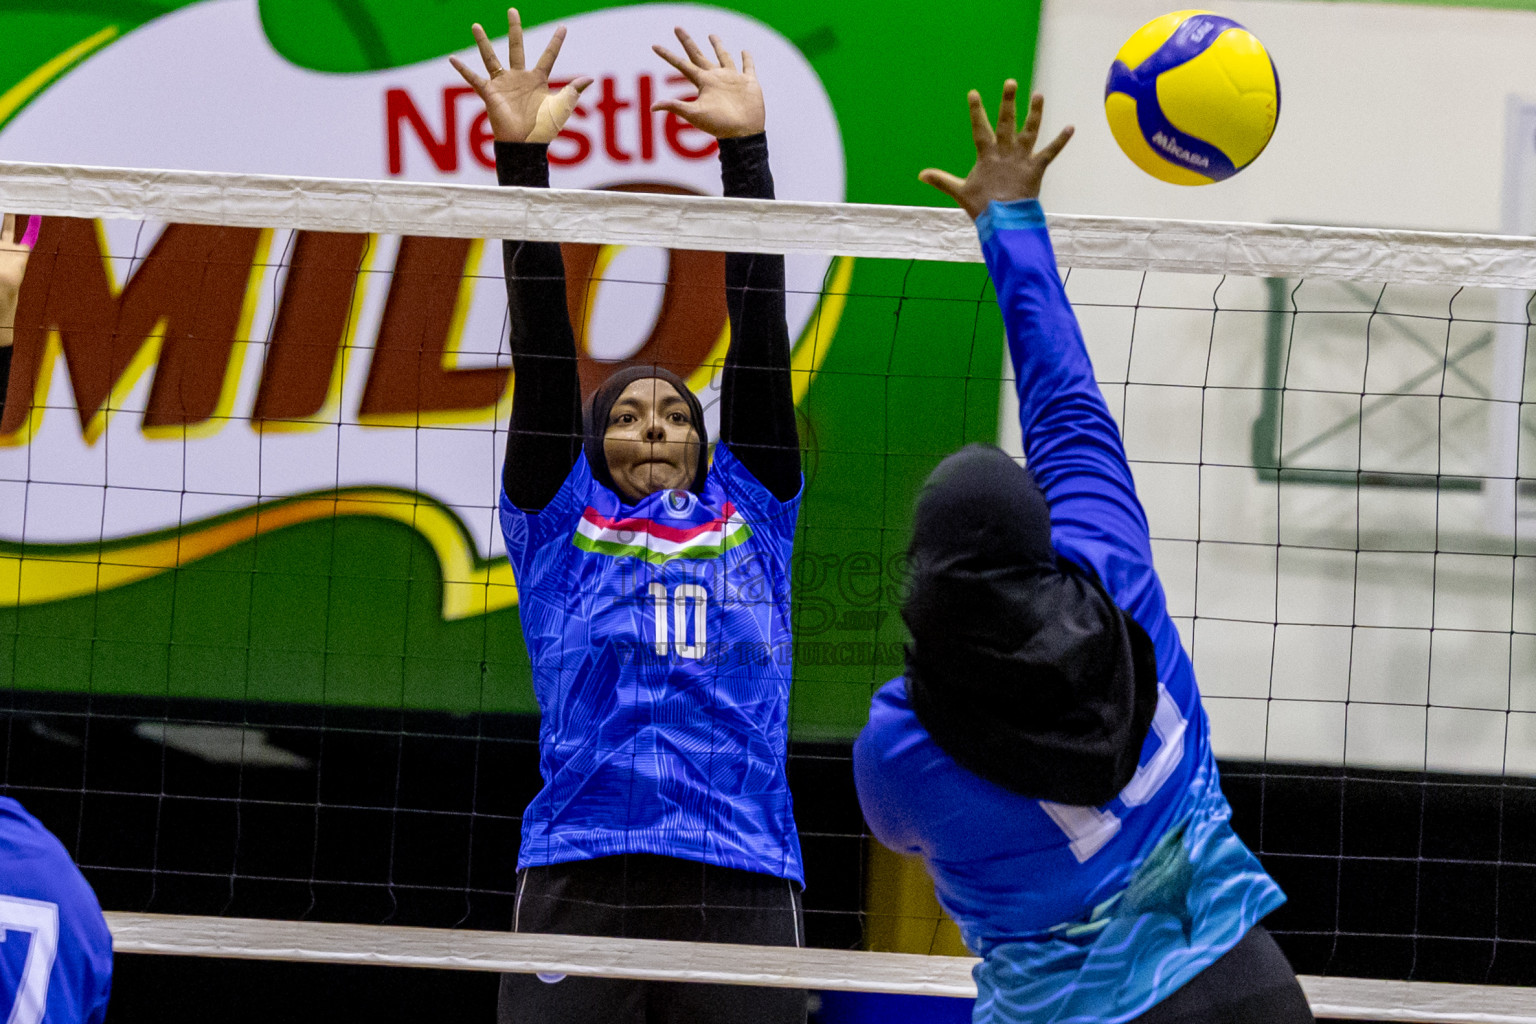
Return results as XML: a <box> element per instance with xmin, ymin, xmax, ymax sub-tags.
<box><xmin>453</xmin><ymin>12</ymin><xmax>805</xmax><ymax>1023</ymax></box>
<box><xmin>0</xmin><ymin>797</ymin><xmax>113</xmax><ymax>1024</ymax></box>
<box><xmin>854</xmin><ymin>85</ymin><xmax>1314</xmax><ymax>1024</ymax></box>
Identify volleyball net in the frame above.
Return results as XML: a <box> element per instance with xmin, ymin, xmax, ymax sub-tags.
<box><xmin>0</xmin><ymin>160</ymin><xmax>1533</xmax><ymax>1020</ymax></box>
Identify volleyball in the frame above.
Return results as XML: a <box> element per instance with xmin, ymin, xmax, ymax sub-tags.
<box><xmin>1104</xmin><ymin>10</ymin><xmax>1279</xmax><ymax>185</ymax></box>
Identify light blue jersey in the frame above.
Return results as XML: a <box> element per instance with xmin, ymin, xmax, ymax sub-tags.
<box><xmin>501</xmin><ymin>443</ymin><xmax>804</xmax><ymax>882</ymax></box>
<box><xmin>0</xmin><ymin>797</ymin><xmax>113</xmax><ymax>1024</ymax></box>
<box><xmin>854</xmin><ymin>199</ymin><xmax>1284</xmax><ymax>1023</ymax></box>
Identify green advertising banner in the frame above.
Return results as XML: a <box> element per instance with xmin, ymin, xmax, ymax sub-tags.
<box><xmin>0</xmin><ymin>0</ymin><xmax>1043</xmax><ymax>739</ymax></box>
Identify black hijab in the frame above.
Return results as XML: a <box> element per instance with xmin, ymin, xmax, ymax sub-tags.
<box><xmin>902</xmin><ymin>444</ymin><xmax>1159</xmax><ymax>806</ymax></box>
<box><xmin>583</xmin><ymin>365</ymin><xmax>709</xmax><ymax>499</ymax></box>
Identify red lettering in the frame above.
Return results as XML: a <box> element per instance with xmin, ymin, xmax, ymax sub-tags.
<box><xmin>386</xmin><ymin>86</ymin><xmax>474</xmax><ymax>175</ymax></box>
<box><xmin>550</xmin><ymin>118</ymin><xmax>592</xmax><ymax>166</ymax></box>
<box><xmin>638</xmin><ymin>73</ymin><xmax>655</xmax><ymax>161</ymax></box>
<box><xmin>469</xmin><ymin>111</ymin><xmax>496</xmax><ymax>170</ymax></box>
<box><xmin>383</xmin><ymin>74</ymin><xmax>719</xmax><ymax>175</ymax></box>
<box><xmin>662</xmin><ymin>75</ymin><xmax>717</xmax><ymax>159</ymax></box>
<box><xmin>666</xmin><ymin>112</ymin><xmax>717</xmax><ymax>159</ymax></box>
<box><xmin>596</xmin><ymin>76</ymin><xmax>632</xmax><ymax>162</ymax></box>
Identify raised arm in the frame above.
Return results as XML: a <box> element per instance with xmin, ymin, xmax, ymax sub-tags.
<box><xmin>0</xmin><ymin>214</ymin><xmax>37</xmax><ymax>422</ymax></box>
<box><xmin>653</xmin><ymin>29</ymin><xmax>800</xmax><ymax>501</ymax></box>
<box><xmin>452</xmin><ymin>9</ymin><xmax>592</xmax><ymax>512</ymax></box>
<box><xmin>922</xmin><ymin>88</ymin><xmax>1164</xmax><ymax>618</ymax></box>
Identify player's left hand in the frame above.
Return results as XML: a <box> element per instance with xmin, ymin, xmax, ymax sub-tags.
<box><xmin>0</xmin><ymin>213</ymin><xmax>36</xmax><ymax>348</ymax></box>
<box><xmin>920</xmin><ymin>84</ymin><xmax>1073</xmax><ymax>220</ymax></box>
<box><xmin>651</xmin><ymin>28</ymin><xmax>764</xmax><ymax>140</ymax></box>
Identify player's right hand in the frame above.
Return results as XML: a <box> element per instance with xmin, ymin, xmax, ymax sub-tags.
<box><xmin>919</xmin><ymin>84</ymin><xmax>1073</xmax><ymax>221</ymax></box>
<box><xmin>449</xmin><ymin>8</ymin><xmax>593</xmax><ymax>144</ymax></box>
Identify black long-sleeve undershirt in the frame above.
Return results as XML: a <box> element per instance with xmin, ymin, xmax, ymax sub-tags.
<box><xmin>497</xmin><ymin>134</ymin><xmax>800</xmax><ymax>512</ymax></box>
<box><xmin>497</xmin><ymin>143</ymin><xmax>584</xmax><ymax>513</ymax></box>
<box><xmin>717</xmin><ymin>134</ymin><xmax>801</xmax><ymax>502</ymax></box>
<box><xmin>0</xmin><ymin>346</ymin><xmax>11</xmax><ymax>423</ymax></box>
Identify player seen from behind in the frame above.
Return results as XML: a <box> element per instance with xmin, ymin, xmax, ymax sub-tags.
<box><xmin>853</xmin><ymin>85</ymin><xmax>1315</xmax><ymax>1024</ymax></box>
<box><xmin>451</xmin><ymin>10</ymin><xmax>805</xmax><ymax>1023</ymax></box>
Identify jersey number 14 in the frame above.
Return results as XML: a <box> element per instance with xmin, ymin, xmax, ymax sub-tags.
<box><xmin>1040</xmin><ymin>685</ymin><xmax>1188</xmax><ymax>863</ymax></box>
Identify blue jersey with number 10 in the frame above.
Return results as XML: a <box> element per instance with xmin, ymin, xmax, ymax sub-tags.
<box><xmin>1</xmin><ymin>797</ymin><xmax>113</xmax><ymax>1024</ymax></box>
<box><xmin>854</xmin><ymin>200</ymin><xmax>1284</xmax><ymax>1024</ymax></box>
<box><xmin>501</xmin><ymin>443</ymin><xmax>803</xmax><ymax>883</ymax></box>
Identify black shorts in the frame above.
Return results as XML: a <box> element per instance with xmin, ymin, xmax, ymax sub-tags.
<box><xmin>1132</xmin><ymin>925</ymin><xmax>1315</xmax><ymax>1024</ymax></box>
<box><xmin>496</xmin><ymin>853</ymin><xmax>807</xmax><ymax>1024</ymax></box>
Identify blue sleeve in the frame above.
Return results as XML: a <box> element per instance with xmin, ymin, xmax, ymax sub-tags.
<box><xmin>854</xmin><ymin>717</ymin><xmax>917</xmax><ymax>855</ymax></box>
<box><xmin>498</xmin><ymin>452</ymin><xmax>591</xmax><ymax>586</ymax></box>
<box><xmin>977</xmin><ymin>200</ymin><xmax>1171</xmax><ymax>638</ymax></box>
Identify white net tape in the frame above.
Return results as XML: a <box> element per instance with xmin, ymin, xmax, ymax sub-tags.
<box><xmin>105</xmin><ymin>913</ymin><xmax>1536</xmax><ymax>1023</ymax></box>
<box><xmin>4</xmin><ymin>159</ymin><xmax>1536</xmax><ymax>286</ymax></box>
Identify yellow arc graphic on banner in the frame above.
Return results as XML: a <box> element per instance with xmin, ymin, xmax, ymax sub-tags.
<box><xmin>0</xmin><ymin>26</ymin><xmax>118</xmax><ymax>128</ymax></box>
<box><xmin>1</xmin><ymin>489</ymin><xmax>516</xmax><ymax>622</ymax></box>
<box><xmin>2</xmin><ymin>257</ymin><xmax>854</xmax><ymax>620</ymax></box>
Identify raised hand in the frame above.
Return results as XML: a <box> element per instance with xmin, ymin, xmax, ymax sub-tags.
<box><xmin>0</xmin><ymin>213</ymin><xmax>36</xmax><ymax>349</ymax></box>
<box><xmin>651</xmin><ymin>27</ymin><xmax>764</xmax><ymax>140</ymax></box>
<box><xmin>449</xmin><ymin>8</ymin><xmax>592</xmax><ymax>144</ymax></box>
<box><xmin>919</xmin><ymin>83</ymin><xmax>1073</xmax><ymax>220</ymax></box>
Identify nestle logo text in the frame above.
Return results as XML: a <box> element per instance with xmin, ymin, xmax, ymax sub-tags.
<box><xmin>387</xmin><ymin>76</ymin><xmax>718</xmax><ymax>176</ymax></box>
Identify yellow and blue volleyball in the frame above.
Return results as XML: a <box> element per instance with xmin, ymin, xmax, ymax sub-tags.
<box><xmin>1105</xmin><ymin>10</ymin><xmax>1279</xmax><ymax>185</ymax></box>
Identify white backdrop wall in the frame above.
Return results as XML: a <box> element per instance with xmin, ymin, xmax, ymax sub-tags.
<box><xmin>1019</xmin><ymin>1</ymin><xmax>1536</xmax><ymax>773</ymax></box>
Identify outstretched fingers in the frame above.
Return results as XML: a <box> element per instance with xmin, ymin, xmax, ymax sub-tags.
<box><xmin>674</xmin><ymin>26</ymin><xmax>714</xmax><ymax>68</ymax></box>
<box><xmin>968</xmin><ymin>90</ymin><xmax>995</xmax><ymax>155</ymax></box>
<box><xmin>504</xmin><ymin>8</ymin><xmax>525</xmax><ymax>71</ymax></box>
<box><xmin>1035</xmin><ymin>124</ymin><xmax>1075</xmax><ymax>167</ymax></box>
<box><xmin>741</xmin><ymin>50</ymin><xmax>756</xmax><ymax>79</ymax></box>
<box><xmin>994</xmin><ymin>79</ymin><xmax>1018</xmax><ymax>147</ymax></box>
<box><xmin>448</xmin><ymin>55</ymin><xmax>487</xmax><ymax>92</ymax></box>
<box><xmin>918</xmin><ymin>168</ymin><xmax>966</xmax><ymax>203</ymax></box>
<box><xmin>1018</xmin><ymin>92</ymin><xmax>1044</xmax><ymax>152</ymax></box>
<box><xmin>534</xmin><ymin>25</ymin><xmax>567</xmax><ymax>77</ymax></box>
<box><xmin>652</xmin><ymin>44</ymin><xmax>701</xmax><ymax>85</ymax></box>
<box><xmin>472</xmin><ymin>22</ymin><xmax>502</xmax><ymax>75</ymax></box>
<box><xmin>543</xmin><ymin>76</ymin><xmax>593</xmax><ymax>130</ymax></box>
<box><xmin>708</xmin><ymin>34</ymin><xmax>735</xmax><ymax>70</ymax></box>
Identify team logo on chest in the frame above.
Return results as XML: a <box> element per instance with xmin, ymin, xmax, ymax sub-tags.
<box><xmin>663</xmin><ymin>489</ymin><xmax>698</xmax><ymax>518</ymax></box>
<box><xmin>572</xmin><ymin>501</ymin><xmax>752</xmax><ymax>564</ymax></box>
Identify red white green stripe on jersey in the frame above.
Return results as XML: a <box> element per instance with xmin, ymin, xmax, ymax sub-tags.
<box><xmin>572</xmin><ymin>503</ymin><xmax>754</xmax><ymax>564</ymax></box>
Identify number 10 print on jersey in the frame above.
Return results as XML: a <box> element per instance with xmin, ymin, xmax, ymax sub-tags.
<box><xmin>499</xmin><ymin>444</ymin><xmax>804</xmax><ymax>883</ymax></box>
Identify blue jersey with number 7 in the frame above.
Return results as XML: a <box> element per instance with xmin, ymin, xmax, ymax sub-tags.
<box><xmin>854</xmin><ymin>199</ymin><xmax>1284</xmax><ymax>1024</ymax></box>
<box><xmin>0</xmin><ymin>797</ymin><xmax>113</xmax><ymax>1024</ymax></box>
<box><xmin>500</xmin><ymin>443</ymin><xmax>803</xmax><ymax>883</ymax></box>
